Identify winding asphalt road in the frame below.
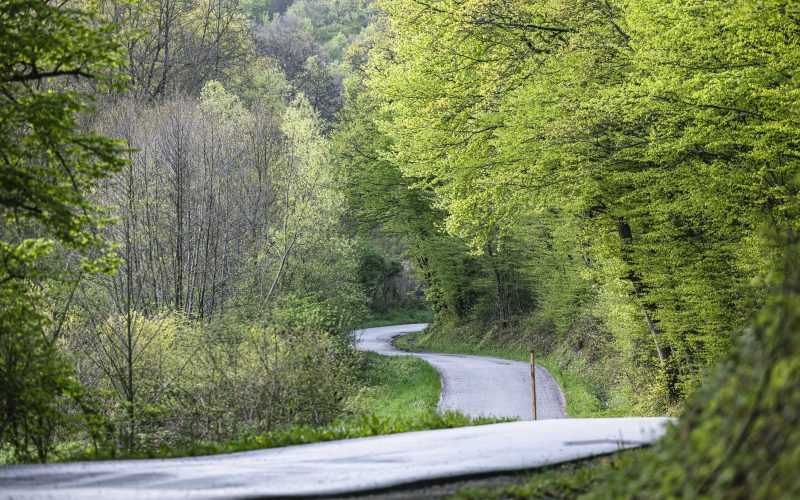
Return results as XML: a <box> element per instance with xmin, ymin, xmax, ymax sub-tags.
<box><xmin>0</xmin><ymin>418</ymin><xmax>671</xmax><ymax>499</ymax></box>
<box><xmin>355</xmin><ymin>324</ymin><xmax>566</xmax><ymax>420</ymax></box>
<box><xmin>0</xmin><ymin>324</ymin><xmax>672</xmax><ymax>499</ymax></box>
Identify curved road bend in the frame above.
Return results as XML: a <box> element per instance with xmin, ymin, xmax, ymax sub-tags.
<box><xmin>0</xmin><ymin>418</ymin><xmax>671</xmax><ymax>499</ymax></box>
<box><xmin>356</xmin><ymin>324</ymin><xmax>566</xmax><ymax>420</ymax></box>
<box><xmin>0</xmin><ymin>325</ymin><xmax>674</xmax><ymax>499</ymax></box>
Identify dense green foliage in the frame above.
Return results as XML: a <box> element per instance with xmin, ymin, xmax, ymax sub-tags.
<box><xmin>336</xmin><ymin>0</ymin><xmax>800</xmax><ymax>414</ymax></box>
<box><xmin>447</xmin><ymin>245</ymin><xmax>800</xmax><ymax>498</ymax></box>
<box><xmin>586</xmin><ymin>244</ymin><xmax>800</xmax><ymax>498</ymax></box>
<box><xmin>0</xmin><ymin>0</ymin><xmax>128</xmax><ymax>462</ymax></box>
<box><xmin>17</xmin><ymin>349</ymin><xmax>499</xmax><ymax>462</ymax></box>
<box><xmin>0</xmin><ymin>0</ymin><xmax>427</xmax><ymax>462</ymax></box>
<box><xmin>3</xmin><ymin>1</ymin><xmax>799</xmax><ymax>496</ymax></box>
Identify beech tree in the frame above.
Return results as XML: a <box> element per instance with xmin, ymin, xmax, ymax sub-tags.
<box><xmin>341</xmin><ymin>0</ymin><xmax>800</xmax><ymax>409</ymax></box>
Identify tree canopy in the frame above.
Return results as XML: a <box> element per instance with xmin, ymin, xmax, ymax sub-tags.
<box><xmin>337</xmin><ymin>0</ymin><xmax>800</xmax><ymax>408</ymax></box>
<box><xmin>0</xmin><ymin>0</ymin><xmax>129</xmax><ymax>461</ymax></box>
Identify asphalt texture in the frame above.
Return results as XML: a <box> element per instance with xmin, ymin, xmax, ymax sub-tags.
<box><xmin>0</xmin><ymin>324</ymin><xmax>673</xmax><ymax>499</ymax></box>
<box><xmin>355</xmin><ymin>324</ymin><xmax>566</xmax><ymax>420</ymax></box>
<box><xmin>0</xmin><ymin>418</ymin><xmax>672</xmax><ymax>499</ymax></box>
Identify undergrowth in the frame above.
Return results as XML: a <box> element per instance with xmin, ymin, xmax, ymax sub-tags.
<box><xmin>453</xmin><ymin>249</ymin><xmax>800</xmax><ymax>499</ymax></box>
<box><xmin>451</xmin><ymin>449</ymin><xmax>644</xmax><ymax>499</ymax></box>
<box><xmin>61</xmin><ymin>411</ymin><xmax>498</xmax><ymax>461</ymax></box>
<box><xmin>359</xmin><ymin>308</ymin><xmax>433</xmax><ymax>328</ymax></box>
<box><xmin>35</xmin><ymin>349</ymin><xmax>503</xmax><ymax>463</ymax></box>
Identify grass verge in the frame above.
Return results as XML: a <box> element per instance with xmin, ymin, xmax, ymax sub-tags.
<box><xmin>43</xmin><ymin>350</ymin><xmax>503</xmax><ymax>463</ymax></box>
<box><xmin>337</xmin><ymin>448</ymin><xmax>649</xmax><ymax>499</ymax></box>
<box><xmin>118</xmin><ymin>412</ymin><xmax>500</xmax><ymax>461</ymax></box>
<box><xmin>355</xmin><ymin>351</ymin><xmax>440</xmax><ymax>419</ymax></box>
<box><xmin>358</xmin><ymin>309</ymin><xmax>433</xmax><ymax>328</ymax></box>
<box><xmin>449</xmin><ymin>448</ymin><xmax>645</xmax><ymax>499</ymax></box>
<box><xmin>394</xmin><ymin>329</ymin><xmax>608</xmax><ymax>418</ymax></box>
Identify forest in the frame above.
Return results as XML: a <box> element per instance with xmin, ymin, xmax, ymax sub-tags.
<box><xmin>1</xmin><ymin>0</ymin><xmax>799</xmax><ymax>496</ymax></box>
<box><xmin>1</xmin><ymin>0</ymin><xmax>406</xmax><ymax>462</ymax></box>
<box><xmin>339</xmin><ymin>0</ymin><xmax>800</xmax><ymax>412</ymax></box>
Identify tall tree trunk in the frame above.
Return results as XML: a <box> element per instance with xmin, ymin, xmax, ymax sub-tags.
<box><xmin>616</xmin><ymin>218</ymin><xmax>668</xmax><ymax>367</ymax></box>
<box><xmin>124</xmin><ymin>159</ymin><xmax>136</xmax><ymax>453</ymax></box>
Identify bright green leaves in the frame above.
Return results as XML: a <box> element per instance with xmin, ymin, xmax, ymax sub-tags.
<box><xmin>587</xmin><ymin>247</ymin><xmax>800</xmax><ymax>498</ymax></box>
<box><xmin>0</xmin><ymin>0</ymin><xmax>129</xmax><ymax>278</ymax></box>
<box><xmin>338</xmin><ymin>0</ymin><xmax>800</xmax><ymax>410</ymax></box>
<box><xmin>0</xmin><ymin>0</ymin><xmax>125</xmax><ymax>88</ymax></box>
<box><xmin>0</xmin><ymin>0</ymin><xmax>128</xmax><ymax>256</ymax></box>
<box><xmin>0</xmin><ymin>0</ymin><xmax>129</xmax><ymax>461</ymax></box>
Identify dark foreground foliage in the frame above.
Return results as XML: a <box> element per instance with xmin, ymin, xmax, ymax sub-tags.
<box><xmin>451</xmin><ymin>241</ymin><xmax>800</xmax><ymax>499</ymax></box>
<box><xmin>585</xmin><ymin>246</ymin><xmax>800</xmax><ymax>499</ymax></box>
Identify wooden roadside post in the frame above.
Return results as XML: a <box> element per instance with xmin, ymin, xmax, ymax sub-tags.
<box><xmin>530</xmin><ymin>350</ymin><xmax>537</xmax><ymax>421</ymax></box>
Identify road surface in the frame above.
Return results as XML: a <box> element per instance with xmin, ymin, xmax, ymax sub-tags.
<box><xmin>0</xmin><ymin>418</ymin><xmax>671</xmax><ymax>499</ymax></box>
<box><xmin>355</xmin><ymin>324</ymin><xmax>566</xmax><ymax>420</ymax></box>
<box><xmin>0</xmin><ymin>324</ymin><xmax>673</xmax><ymax>499</ymax></box>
